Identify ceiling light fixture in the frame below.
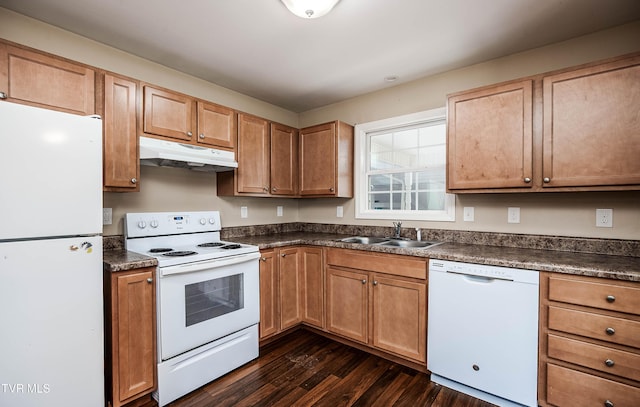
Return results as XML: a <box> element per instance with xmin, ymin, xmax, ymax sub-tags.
<box><xmin>281</xmin><ymin>0</ymin><xmax>341</xmax><ymax>19</ymax></box>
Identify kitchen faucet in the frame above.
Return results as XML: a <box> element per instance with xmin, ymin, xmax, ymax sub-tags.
<box><xmin>393</xmin><ymin>221</ymin><xmax>402</xmax><ymax>238</ymax></box>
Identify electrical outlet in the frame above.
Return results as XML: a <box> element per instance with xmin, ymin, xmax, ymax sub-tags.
<box><xmin>240</xmin><ymin>206</ymin><xmax>248</xmax><ymax>219</ymax></box>
<box><xmin>463</xmin><ymin>207</ymin><xmax>474</xmax><ymax>222</ymax></box>
<box><xmin>507</xmin><ymin>207</ymin><xmax>520</xmax><ymax>224</ymax></box>
<box><xmin>277</xmin><ymin>206</ymin><xmax>283</xmax><ymax>217</ymax></box>
<box><xmin>102</xmin><ymin>208</ymin><xmax>112</xmax><ymax>225</ymax></box>
<box><xmin>336</xmin><ymin>206</ymin><xmax>344</xmax><ymax>218</ymax></box>
<box><xmin>596</xmin><ymin>208</ymin><xmax>613</xmax><ymax>227</ymax></box>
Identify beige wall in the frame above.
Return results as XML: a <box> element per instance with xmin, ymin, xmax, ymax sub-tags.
<box><xmin>2</xmin><ymin>8</ymin><xmax>639</xmax><ymax>239</ymax></box>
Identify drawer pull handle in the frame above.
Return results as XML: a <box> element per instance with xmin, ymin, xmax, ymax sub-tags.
<box><xmin>604</xmin><ymin>400</ymin><xmax>614</xmax><ymax>407</ymax></box>
<box><xmin>605</xmin><ymin>359</ymin><xmax>615</xmax><ymax>367</ymax></box>
<box><xmin>605</xmin><ymin>327</ymin><xmax>615</xmax><ymax>335</ymax></box>
<box><xmin>606</xmin><ymin>295</ymin><xmax>615</xmax><ymax>303</ymax></box>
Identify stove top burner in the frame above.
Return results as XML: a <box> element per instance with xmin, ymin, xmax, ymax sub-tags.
<box><xmin>221</xmin><ymin>244</ymin><xmax>242</xmax><ymax>250</ymax></box>
<box><xmin>163</xmin><ymin>250</ymin><xmax>197</xmax><ymax>257</ymax></box>
<box><xmin>197</xmin><ymin>242</ymin><xmax>225</xmax><ymax>248</ymax></box>
<box><xmin>149</xmin><ymin>248</ymin><xmax>174</xmax><ymax>253</ymax></box>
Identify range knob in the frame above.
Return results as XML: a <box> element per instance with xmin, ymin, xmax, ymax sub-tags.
<box><xmin>137</xmin><ymin>220</ymin><xmax>147</xmax><ymax>229</ymax></box>
<box><xmin>199</xmin><ymin>218</ymin><xmax>207</xmax><ymax>225</ymax></box>
<box><xmin>150</xmin><ymin>220</ymin><xmax>159</xmax><ymax>228</ymax></box>
<box><xmin>209</xmin><ymin>218</ymin><xmax>216</xmax><ymax>225</ymax></box>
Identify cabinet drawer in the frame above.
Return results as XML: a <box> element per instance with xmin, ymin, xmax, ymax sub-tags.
<box><xmin>548</xmin><ymin>334</ymin><xmax>640</xmax><ymax>382</ymax></box>
<box><xmin>548</xmin><ymin>306</ymin><xmax>640</xmax><ymax>348</ymax></box>
<box><xmin>326</xmin><ymin>248</ymin><xmax>426</xmax><ymax>279</ymax></box>
<box><xmin>549</xmin><ymin>276</ymin><xmax>640</xmax><ymax>316</ymax></box>
<box><xmin>547</xmin><ymin>363</ymin><xmax>640</xmax><ymax>407</ymax></box>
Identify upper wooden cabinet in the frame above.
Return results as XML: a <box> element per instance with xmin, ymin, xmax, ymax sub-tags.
<box><xmin>0</xmin><ymin>43</ymin><xmax>95</xmax><ymax>115</ymax></box>
<box><xmin>299</xmin><ymin>121</ymin><xmax>354</xmax><ymax>197</ymax></box>
<box><xmin>448</xmin><ymin>52</ymin><xmax>640</xmax><ymax>193</ymax></box>
<box><xmin>217</xmin><ymin>116</ymin><xmax>299</xmax><ymax>197</ymax></box>
<box><xmin>142</xmin><ymin>84</ymin><xmax>237</xmax><ymax>151</ymax></box>
<box><xmin>447</xmin><ymin>80</ymin><xmax>534</xmax><ymax>190</ymax></box>
<box><xmin>101</xmin><ymin>73</ymin><xmax>139</xmax><ymax>192</ymax></box>
<box><xmin>542</xmin><ymin>55</ymin><xmax>640</xmax><ymax>188</ymax></box>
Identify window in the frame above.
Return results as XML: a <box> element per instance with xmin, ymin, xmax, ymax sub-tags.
<box><xmin>354</xmin><ymin>108</ymin><xmax>455</xmax><ymax>221</ymax></box>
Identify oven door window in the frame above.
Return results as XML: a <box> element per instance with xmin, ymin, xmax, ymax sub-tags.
<box><xmin>185</xmin><ymin>274</ymin><xmax>244</xmax><ymax>326</ymax></box>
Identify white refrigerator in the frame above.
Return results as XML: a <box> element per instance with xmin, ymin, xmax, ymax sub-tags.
<box><xmin>0</xmin><ymin>102</ymin><xmax>104</xmax><ymax>407</ymax></box>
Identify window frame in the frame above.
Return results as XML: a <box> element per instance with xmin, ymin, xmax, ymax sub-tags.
<box><xmin>354</xmin><ymin>107</ymin><xmax>455</xmax><ymax>221</ymax></box>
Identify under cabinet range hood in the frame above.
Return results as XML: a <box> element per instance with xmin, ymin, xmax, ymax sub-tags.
<box><xmin>139</xmin><ymin>136</ymin><xmax>238</xmax><ymax>172</ymax></box>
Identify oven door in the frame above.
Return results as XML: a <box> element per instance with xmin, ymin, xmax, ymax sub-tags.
<box><xmin>158</xmin><ymin>252</ymin><xmax>260</xmax><ymax>360</ymax></box>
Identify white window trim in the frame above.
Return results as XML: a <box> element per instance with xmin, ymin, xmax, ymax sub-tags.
<box><xmin>354</xmin><ymin>107</ymin><xmax>455</xmax><ymax>221</ymax></box>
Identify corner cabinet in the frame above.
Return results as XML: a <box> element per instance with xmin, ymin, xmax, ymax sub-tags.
<box><xmin>104</xmin><ymin>267</ymin><xmax>157</xmax><ymax>407</ymax></box>
<box><xmin>100</xmin><ymin>73</ymin><xmax>140</xmax><ymax>191</ymax></box>
<box><xmin>325</xmin><ymin>248</ymin><xmax>427</xmax><ymax>365</ymax></box>
<box><xmin>448</xmin><ymin>52</ymin><xmax>640</xmax><ymax>193</ymax></box>
<box><xmin>299</xmin><ymin>121</ymin><xmax>354</xmax><ymax>197</ymax></box>
<box><xmin>0</xmin><ymin>42</ymin><xmax>95</xmax><ymax>115</ymax></box>
<box><xmin>539</xmin><ymin>273</ymin><xmax>640</xmax><ymax>407</ymax></box>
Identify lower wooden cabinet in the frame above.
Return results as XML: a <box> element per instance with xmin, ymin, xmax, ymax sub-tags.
<box><xmin>259</xmin><ymin>246</ymin><xmax>324</xmax><ymax>341</ymax></box>
<box><xmin>539</xmin><ymin>272</ymin><xmax>640</xmax><ymax>407</ymax></box>
<box><xmin>325</xmin><ymin>248</ymin><xmax>427</xmax><ymax>365</ymax></box>
<box><xmin>104</xmin><ymin>267</ymin><xmax>156</xmax><ymax>407</ymax></box>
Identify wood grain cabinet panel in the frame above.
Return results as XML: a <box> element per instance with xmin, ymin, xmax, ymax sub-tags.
<box><xmin>105</xmin><ymin>267</ymin><xmax>156</xmax><ymax>407</ymax></box>
<box><xmin>197</xmin><ymin>101</ymin><xmax>236</xmax><ymax>150</ymax></box>
<box><xmin>236</xmin><ymin>113</ymin><xmax>271</xmax><ymax>194</ymax></box>
<box><xmin>548</xmin><ymin>275</ymin><xmax>640</xmax><ymax>316</ymax></box>
<box><xmin>270</xmin><ymin>122</ymin><xmax>299</xmax><ymax>196</ymax></box>
<box><xmin>326</xmin><ymin>266</ymin><xmax>369</xmax><ymax>343</ymax></box>
<box><xmin>299</xmin><ymin>121</ymin><xmax>353</xmax><ymax>197</ymax></box>
<box><xmin>542</xmin><ymin>55</ymin><xmax>640</xmax><ymax>188</ymax></box>
<box><xmin>301</xmin><ymin>247</ymin><xmax>324</xmax><ymax>329</ymax></box>
<box><xmin>279</xmin><ymin>247</ymin><xmax>302</xmax><ymax>330</ymax></box>
<box><xmin>0</xmin><ymin>43</ymin><xmax>95</xmax><ymax>115</ymax></box>
<box><xmin>101</xmin><ymin>73</ymin><xmax>139</xmax><ymax>191</ymax></box>
<box><xmin>447</xmin><ymin>80</ymin><xmax>534</xmax><ymax>190</ymax></box>
<box><xmin>143</xmin><ymin>85</ymin><xmax>195</xmax><ymax>141</ymax></box>
<box><xmin>259</xmin><ymin>250</ymin><xmax>279</xmax><ymax>339</ymax></box>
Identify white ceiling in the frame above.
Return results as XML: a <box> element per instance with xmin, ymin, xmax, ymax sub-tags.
<box><xmin>2</xmin><ymin>0</ymin><xmax>640</xmax><ymax>112</ymax></box>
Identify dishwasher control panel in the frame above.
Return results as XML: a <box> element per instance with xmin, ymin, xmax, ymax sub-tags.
<box><xmin>429</xmin><ymin>259</ymin><xmax>538</xmax><ymax>284</ymax></box>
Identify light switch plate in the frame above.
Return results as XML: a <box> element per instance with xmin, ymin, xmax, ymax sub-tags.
<box><xmin>103</xmin><ymin>208</ymin><xmax>112</xmax><ymax>225</ymax></box>
<box><xmin>463</xmin><ymin>207</ymin><xmax>474</xmax><ymax>222</ymax></box>
<box><xmin>336</xmin><ymin>206</ymin><xmax>344</xmax><ymax>218</ymax></box>
<box><xmin>507</xmin><ymin>207</ymin><xmax>520</xmax><ymax>224</ymax></box>
<box><xmin>277</xmin><ymin>206</ymin><xmax>283</xmax><ymax>217</ymax></box>
<box><xmin>240</xmin><ymin>206</ymin><xmax>248</xmax><ymax>219</ymax></box>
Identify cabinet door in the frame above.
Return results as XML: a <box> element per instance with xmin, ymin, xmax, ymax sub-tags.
<box><xmin>0</xmin><ymin>44</ymin><xmax>95</xmax><ymax>115</ymax></box>
<box><xmin>143</xmin><ymin>85</ymin><xmax>195</xmax><ymax>141</ymax></box>
<box><xmin>279</xmin><ymin>247</ymin><xmax>302</xmax><ymax>330</ymax></box>
<box><xmin>103</xmin><ymin>74</ymin><xmax>139</xmax><ymax>191</ymax></box>
<box><xmin>326</xmin><ymin>266</ymin><xmax>368</xmax><ymax>343</ymax></box>
<box><xmin>299</xmin><ymin>122</ymin><xmax>337</xmax><ymax>195</ymax></box>
<box><xmin>447</xmin><ymin>80</ymin><xmax>533</xmax><ymax>190</ymax></box>
<box><xmin>301</xmin><ymin>247</ymin><xmax>324</xmax><ymax>328</ymax></box>
<box><xmin>259</xmin><ymin>250</ymin><xmax>279</xmax><ymax>339</ymax></box>
<box><xmin>237</xmin><ymin>113</ymin><xmax>270</xmax><ymax>194</ymax></box>
<box><xmin>114</xmin><ymin>269</ymin><xmax>155</xmax><ymax>404</ymax></box>
<box><xmin>197</xmin><ymin>101</ymin><xmax>236</xmax><ymax>150</ymax></box>
<box><xmin>270</xmin><ymin>123</ymin><xmax>298</xmax><ymax>196</ymax></box>
<box><xmin>542</xmin><ymin>56</ymin><xmax>640</xmax><ymax>188</ymax></box>
<box><xmin>371</xmin><ymin>275</ymin><xmax>426</xmax><ymax>363</ymax></box>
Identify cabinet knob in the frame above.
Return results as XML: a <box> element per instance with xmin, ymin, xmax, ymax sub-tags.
<box><xmin>187</xmin><ymin>131</ymin><xmax>193</xmax><ymax>136</ymax></box>
<box><xmin>605</xmin><ymin>359</ymin><xmax>615</xmax><ymax>367</ymax></box>
<box><xmin>523</xmin><ymin>177</ymin><xmax>531</xmax><ymax>183</ymax></box>
<box><xmin>146</xmin><ymin>278</ymin><xmax>153</xmax><ymax>283</ymax></box>
<box><xmin>361</xmin><ymin>279</ymin><xmax>366</xmax><ymax>284</ymax></box>
<box><xmin>0</xmin><ymin>91</ymin><xmax>7</xmax><ymax>99</ymax></box>
<box><xmin>272</xmin><ymin>187</ymin><xmax>277</xmax><ymax>192</ymax></box>
<box><xmin>604</xmin><ymin>400</ymin><xmax>614</xmax><ymax>407</ymax></box>
<box><xmin>263</xmin><ymin>186</ymin><xmax>269</xmax><ymax>192</ymax></box>
<box><xmin>543</xmin><ymin>177</ymin><xmax>551</xmax><ymax>183</ymax></box>
<box><xmin>199</xmin><ymin>134</ymin><xmax>205</xmax><ymax>139</ymax></box>
<box><xmin>281</xmin><ymin>253</ymin><xmax>286</xmax><ymax>257</ymax></box>
<box><xmin>373</xmin><ymin>280</ymin><xmax>378</xmax><ymax>286</ymax></box>
<box><xmin>261</xmin><ymin>257</ymin><xmax>267</xmax><ymax>262</ymax></box>
<box><xmin>606</xmin><ymin>295</ymin><xmax>615</xmax><ymax>303</ymax></box>
<box><xmin>329</xmin><ymin>187</ymin><xmax>335</xmax><ymax>192</ymax></box>
<box><xmin>605</xmin><ymin>327</ymin><xmax>615</xmax><ymax>335</ymax></box>
<box><xmin>130</xmin><ymin>178</ymin><xmax>137</xmax><ymax>184</ymax></box>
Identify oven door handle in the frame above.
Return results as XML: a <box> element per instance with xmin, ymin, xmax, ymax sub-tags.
<box><xmin>160</xmin><ymin>251</ymin><xmax>261</xmax><ymax>276</ymax></box>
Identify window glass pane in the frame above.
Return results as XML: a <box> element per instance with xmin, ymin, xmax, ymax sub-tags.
<box><xmin>369</xmin><ymin>192</ymin><xmax>390</xmax><ymax>210</ymax></box>
<box><xmin>185</xmin><ymin>274</ymin><xmax>244</xmax><ymax>327</ymax></box>
<box><xmin>369</xmin><ymin>174</ymin><xmax>390</xmax><ymax>191</ymax></box>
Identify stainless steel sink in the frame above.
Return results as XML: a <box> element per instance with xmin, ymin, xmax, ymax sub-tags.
<box><xmin>338</xmin><ymin>236</ymin><xmax>390</xmax><ymax>244</ymax></box>
<box><xmin>378</xmin><ymin>240</ymin><xmax>441</xmax><ymax>248</ymax></box>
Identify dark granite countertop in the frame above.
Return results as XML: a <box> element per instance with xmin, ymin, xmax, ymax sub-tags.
<box><xmin>103</xmin><ymin>232</ymin><xmax>640</xmax><ymax>282</ymax></box>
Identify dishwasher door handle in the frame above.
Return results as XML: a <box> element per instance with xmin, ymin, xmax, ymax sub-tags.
<box><xmin>445</xmin><ymin>270</ymin><xmax>514</xmax><ymax>282</ymax></box>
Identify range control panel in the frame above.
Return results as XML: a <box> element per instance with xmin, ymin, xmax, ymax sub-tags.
<box><xmin>124</xmin><ymin>211</ymin><xmax>221</xmax><ymax>238</ymax></box>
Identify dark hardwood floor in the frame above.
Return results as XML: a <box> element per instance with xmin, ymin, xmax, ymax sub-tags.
<box><xmin>138</xmin><ymin>329</ymin><xmax>496</xmax><ymax>407</ymax></box>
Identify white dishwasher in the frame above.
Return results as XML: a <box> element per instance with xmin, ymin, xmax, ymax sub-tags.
<box><xmin>427</xmin><ymin>259</ymin><xmax>539</xmax><ymax>407</ymax></box>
